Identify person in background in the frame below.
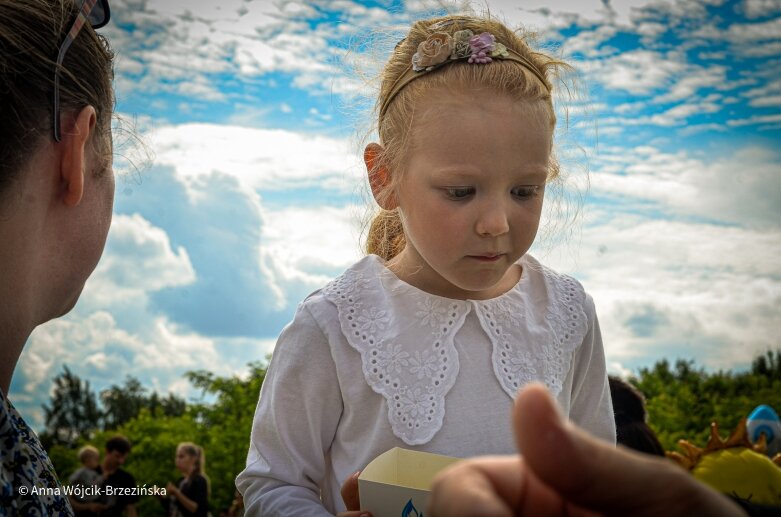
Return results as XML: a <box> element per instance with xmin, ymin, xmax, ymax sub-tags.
<box><xmin>228</xmin><ymin>489</ymin><xmax>244</xmax><ymax>517</ymax></box>
<box><xmin>163</xmin><ymin>442</ymin><xmax>209</xmax><ymax>517</ymax></box>
<box><xmin>68</xmin><ymin>445</ymin><xmax>108</xmax><ymax>516</ymax></box>
<box><xmin>99</xmin><ymin>436</ymin><xmax>138</xmax><ymax>517</ymax></box>
<box><xmin>609</xmin><ymin>375</ymin><xmax>665</xmax><ymax>456</ymax></box>
<box><xmin>0</xmin><ymin>0</ymin><xmax>114</xmax><ymax>514</ymax></box>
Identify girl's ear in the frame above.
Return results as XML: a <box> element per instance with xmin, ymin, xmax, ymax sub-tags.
<box><xmin>364</xmin><ymin>142</ymin><xmax>397</xmax><ymax>210</ymax></box>
<box><xmin>59</xmin><ymin>106</ymin><xmax>97</xmax><ymax>207</ymax></box>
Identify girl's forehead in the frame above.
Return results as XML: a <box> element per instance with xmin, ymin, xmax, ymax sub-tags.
<box><xmin>408</xmin><ymin>97</ymin><xmax>552</xmax><ymax>156</ymax></box>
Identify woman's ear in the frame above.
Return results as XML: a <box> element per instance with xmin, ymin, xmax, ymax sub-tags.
<box><xmin>364</xmin><ymin>142</ymin><xmax>397</xmax><ymax>210</ymax></box>
<box><xmin>59</xmin><ymin>106</ymin><xmax>97</xmax><ymax>207</ymax></box>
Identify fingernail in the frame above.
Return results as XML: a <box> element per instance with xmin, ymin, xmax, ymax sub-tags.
<box><xmin>353</xmin><ymin>470</ymin><xmax>361</xmax><ymax>479</ymax></box>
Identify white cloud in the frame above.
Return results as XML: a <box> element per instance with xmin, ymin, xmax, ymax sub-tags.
<box><xmin>677</xmin><ymin>122</ymin><xmax>728</xmax><ymax>135</ymax></box>
<box><xmin>749</xmin><ymin>94</ymin><xmax>781</xmax><ymax>107</ymax></box>
<box><xmin>742</xmin><ymin>0</ymin><xmax>781</xmax><ymax>18</ymax></box>
<box><xmin>17</xmin><ymin>309</ymin><xmax>275</xmax><ymax>429</ymax></box>
<box><xmin>588</xmin><ymin>50</ymin><xmax>687</xmax><ymax>94</ymax></box>
<box><xmin>744</xmin><ymin>78</ymin><xmax>781</xmax><ymax>99</ymax></box>
<box><xmin>90</xmin><ymin>214</ymin><xmax>195</xmax><ymax>298</ymax></box>
<box><xmin>590</xmin><ymin>145</ymin><xmax>781</xmax><ymax>228</ymax></box>
<box><xmin>538</xmin><ymin>214</ymin><xmax>781</xmax><ymax>372</ymax></box>
<box><xmin>632</xmin><ymin>0</ymin><xmax>728</xmax><ymax>22</ymax></box>
<box><xmin>726</xmin><ymin>17</ymin><xmax>781</xmax><ymax>43</ymax></box>
<box><xmin>599</xmin><ymin>98</ymin><xmax>722</xmax><ymax>127</ymax></box>
<box><xmin>146</xmin><ymin>123</ymin><xmax>364</xmax><ymax>191</ymax></box>
<box><xmin>262</xmin><ymin>204</ymin><xmax>365</xmax><ymax>280</ymax></box>
<box><xmin>649</xmin><ymin>100</ymin><xmax>721</xmax><ymax>125</ymax></box>
<box><xmin>691</xmin><ymin>16</ymin><xmax>781</xmax><ymax>51</ymax></box>
<box><xmin>561</xmin><ymin>25</ymin><xmax>619</xmax><ymax>57</ymax></box>
<box><xmin>613</xmin><ymin>101</ymin><xmax>648</xmax><ymax>114</ymax></box>
<box><xmin>744</xmin><ymin>40</ymin><xmax>781</xmax><ymax>56</ymax></box>
<box><xmin>106</xmin><ymin>0</ymin><xmax>358</xmax><ymax>101</ymax></box>
<box><xmin>635</xmin><ymin>21</ymin><xmax>669</xmax><ymax>41</ymax></box>
<box><xmin>727</xmin><ymin>113</ymin><xmax>781</xmax><ymax>126</ymax></box>
<box><xmin>652</xmin><ymin>65</ymin><xmax>727</xmax><ymax>103</ymax></box>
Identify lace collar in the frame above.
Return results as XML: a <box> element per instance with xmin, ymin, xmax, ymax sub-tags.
<box><xmin>322</xmin><ymin>254</ymin><xmax>588</xmax><ymax>445</ymax></box>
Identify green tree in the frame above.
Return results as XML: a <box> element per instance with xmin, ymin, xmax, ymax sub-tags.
<box><xmin>100</xmin><ymin>376</ymin><xmax>148</xmax><ymax>430</ymax></box>
<box><xmin>100</xmin><ymin>376</ymin><xmax>186</xmax><ymax>430</ymax></box>
<box><xmin>48</xmin><ymin>361</ymin><xmax>268</xmax><ymax>515</ymax></box>
<box><xmin>42</xmin><ymin>366</ymin><xmax>101</xmax><ymax>448</ymax></box>
<box><xmin>184</xmin><ymin>360</ymin><xmax>267</xmax><ymax>512</ymax></box>
<box><xmin>633</xmin><ymin>350</ymin><xmax>781</xmax><ymax>451</ymax></box>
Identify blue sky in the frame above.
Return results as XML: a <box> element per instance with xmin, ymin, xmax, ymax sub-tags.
<box><xmin>12</xmin><ymin>0</ymin><xmax>781</xmax><ymax>429</ymax></box>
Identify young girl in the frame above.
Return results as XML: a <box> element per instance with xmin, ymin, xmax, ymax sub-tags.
<box><xmin>237</xmin><ymin>14</ymin><xmax>615</xmax><ymax>515</ymax></box>
<box><xmin>163</xmin><ymin>442</ymin><xmax>210</xmax><ymax>517</ymax></box>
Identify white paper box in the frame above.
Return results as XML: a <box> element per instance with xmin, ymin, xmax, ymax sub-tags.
<box><xmin>358</xmin><ymin>447</ymin><xmax>460</xmax><ymax>517</ymax></box>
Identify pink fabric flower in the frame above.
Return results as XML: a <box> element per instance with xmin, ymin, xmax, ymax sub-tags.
<box><xmin>468</xmin><ymin>32</ymin><xmax>496</xmax><ymax>64</ymax></box>
<box><xmin>469</xmin><ymin>32</ymin><xmax>495</xmax><ymax>54</ymax></box>
<box><xmin>412</xmin><ymin>32</ymin><xmax>454</xmax><ymax>71</ymax></box>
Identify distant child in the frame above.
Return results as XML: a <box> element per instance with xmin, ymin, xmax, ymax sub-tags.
<box><xmin>237</xmin><ymin>13</ymin><xmax>616</xmax><ymax>515</ymax></box>
<box><xmin>67</xmin><ymin>445</ymin><xmax>106</xmax><ymax>517</ymax></box>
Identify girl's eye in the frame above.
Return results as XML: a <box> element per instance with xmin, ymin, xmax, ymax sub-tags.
<box><xmin>444</xmin><ymin>187</ymin><xmax>475</xmax><ymax>200</ymax></box>
<box><xmin>511</xmin><ymin>186</ymin><xmax>540</xmax><ymax>199</ymax></box>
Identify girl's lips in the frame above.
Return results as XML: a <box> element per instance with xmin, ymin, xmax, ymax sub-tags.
<box><xmin>469</xmin><ymin>254</ymin><xmax>504</xmax><ymax>262</ymax></box>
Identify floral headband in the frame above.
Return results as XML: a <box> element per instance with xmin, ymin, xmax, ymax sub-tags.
<box><xmin>379</xmin><ymin>29</ymin><xmax>550</xmax><ymax>122</ymax></box>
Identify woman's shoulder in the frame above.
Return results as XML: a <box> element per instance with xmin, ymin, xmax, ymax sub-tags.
<box><xmin>190</xmin><ymin>473</ymin><xmax>208</xmax><ymax>488</ymax></box>
<box><xmin>0</xmin><ymin>390</ymin><xmax>73</xmax><ymax>516</ymax></box>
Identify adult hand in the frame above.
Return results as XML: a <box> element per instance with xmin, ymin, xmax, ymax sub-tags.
<box><xmin>336</xmin><ymin>470</ymin><xmax>372</xmax><ymax>517</ymax></box>
<box><xmin>427</xmin><ymin>383</ymin><xmax>746</xmax><ymax>517</ymax></box>
<box><xmin>165</xmin><ymin>482</ymin><xmax>179</xmax><ymax>497</ymax></box>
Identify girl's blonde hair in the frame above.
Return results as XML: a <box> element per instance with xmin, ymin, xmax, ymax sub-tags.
<box><xmin>365</xmin><ymin>14</ymin><xmax>569</xmax><ymax>261</ymax></box>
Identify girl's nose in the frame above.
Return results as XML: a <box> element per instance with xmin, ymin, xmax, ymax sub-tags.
<box><xmin>475</xmin><ymin>205</ymin><xmax>510</xmax><ymax>237</ymax></box>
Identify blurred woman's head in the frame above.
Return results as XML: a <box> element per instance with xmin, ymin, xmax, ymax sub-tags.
<box><xmin>176</xmin><ymin>442</ymin><xmax>206</xmax><ymax>478</ymax></box>
<box><xmin>0</xmin><ymin>0</ymin><xmax>115</xmax><ymax>322</ymax></box>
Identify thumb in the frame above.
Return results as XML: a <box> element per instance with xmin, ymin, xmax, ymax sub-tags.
<box><xmin>513</xmin><ymin>384</ymin><xmax>744</xmax><ymax>517</ymax></box>
<box><xmin>340</xmin><ymin>470</ymin><xmax>361</xmax><ymax>511</ymax></box>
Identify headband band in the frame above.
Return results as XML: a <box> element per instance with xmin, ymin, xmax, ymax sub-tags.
<box><xmin>379</xmin><ymin>29</ymin><xmax>550</xmax><ymax>122</ymax></box>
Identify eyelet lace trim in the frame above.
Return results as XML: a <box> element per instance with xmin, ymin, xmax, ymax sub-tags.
<box><xmin>476</xmin><ymin>266</ymin><xmax>587</xmax><ymax>399</ymax></box>
<box><xmin>323</xmin><ymin>269</ymin><xmax>468</xmax><ymax>445</ymax></box>
<box><xmin>322</xmin><ymin>256</ymin><xmax>588</xmax><ymax>445</ymax></box>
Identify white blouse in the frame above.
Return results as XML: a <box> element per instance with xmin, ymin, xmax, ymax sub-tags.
<box><xmin>236</xmin><ymin>254</ymin><xmax>615</xmax><ymax>516</ymax></box>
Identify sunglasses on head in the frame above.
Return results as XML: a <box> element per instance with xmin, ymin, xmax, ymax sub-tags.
<box><xmin>53</xmin><ymin>0</ymin><xmax>111</xmax><ymax>142</ymax></box>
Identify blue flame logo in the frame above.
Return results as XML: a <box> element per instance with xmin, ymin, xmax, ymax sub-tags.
<box><xmin>402</xmin><ymin>499</ymin><xmax>422</xmax><ymax>517</ymax></box>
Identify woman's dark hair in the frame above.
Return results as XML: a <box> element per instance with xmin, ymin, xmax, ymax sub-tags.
<box><xmin>609</xmin><ymin>375</ymin><xmax>665</xmax><ymax>456</ymax></box>
<box><xmin>105</xmin><ymin>435</ymin><xmax>132</xmax><ymax>455</ymax></box>
<box><xmin>0</xmin><ymin>0</ymin><xmax>114</xmax><ymax>196</ymax></box>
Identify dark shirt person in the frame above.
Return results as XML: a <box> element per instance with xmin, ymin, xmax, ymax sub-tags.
<box><xmin>161</xmin><ymin>442</ymin><xmax>209</xmax><ymax>517</ymax></box>
<box><xmin>98</xmin><ymin>436</ymin><xmax>138</xmax><ymax>517</ymax></box>
<box><xmin>609</xmin><ymin>375</ymin><xmax>666</xmax><ymax>456</ymax></box>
